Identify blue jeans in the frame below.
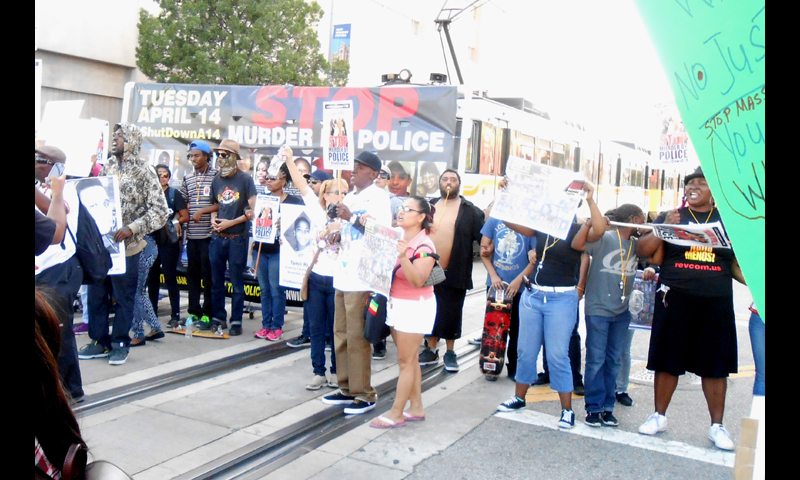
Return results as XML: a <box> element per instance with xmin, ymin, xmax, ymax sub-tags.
<box><xmin>516</xmin><ymin>288</ymin><xmax>579</xmax><ymax>393</ymax></box>
<box><xmin>584</xmin><ymin>312</ymin><xmax>632</xmax><ymax>413</ymax></box>
<box><xmin>749</xmin><ymin>312</ymin><xmax>765</xmax><ymax>396</ymax></box>
<box><xmin>88</xmin><ymin>251</ymin><xmax>140</xmax><ymax>350</ymax></box>
<box><xmin>133</xmin><ymin>238</ymin><xmax>161</xmax><ymax>338</ymax></box>
<box><xmin>616</xmin><ymin>328</ymin><xmax>636</xmax><ymax>393</ymax></box>
<box><xmin>209</xmin><ymin>234</ymin><xmax>249</xmax><ymax>326</ymax></box>
<box><xmin>255</xmin><ymin>249</ymin><xmax>286</xmax><ymax>330</ymax></box>
<box><xmin>307</xmin><ymin>272</ymin><xmax>337</xmax><ymax>376</ymax></box>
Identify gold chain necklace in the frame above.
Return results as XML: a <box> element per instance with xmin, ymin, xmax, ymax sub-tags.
<box><xmin>688</xmin><ymin>206</ymin><xmax>714</xmax><ymax>224</ymax></box>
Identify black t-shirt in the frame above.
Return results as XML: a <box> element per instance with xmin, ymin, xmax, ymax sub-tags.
<box><xmin>35</xmin><ymin>210</ymin><xmax>57</xmax><ymax>256</ymax></box>
<box><xmin>530</xmin><ymin>222</ymin><xmax>583</xmax><ymax>287</ymax></box>
<box><xmin>253</xmin><ymin>193</ymin><xmax>304</xmax><ymax>254</ymax></box>
<box><xmin>210</xmin><ymin>170</ymin><xmax>257</xmax><ymax>235</ymax></box>
<box><xmin>655</xmin><ymin>208</ymin><xmax>735</xmax><ymax>297</ymax></box>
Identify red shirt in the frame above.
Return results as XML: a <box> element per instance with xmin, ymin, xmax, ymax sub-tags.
<box><xmin>390</xmin><ymin>230</ymin><xmax>436</xmax><ymax>300</ymax></box>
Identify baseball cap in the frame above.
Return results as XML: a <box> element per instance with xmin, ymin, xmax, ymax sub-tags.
<box><xmin>354</xmin><ymin>151</ymin><xmax>381</xmax><ymax>172</ymax></box>
<box><xmin>189</xmin><ymin>140</ymin><xmax>211</xmax><ymax>154</ymax></box>
<box><xmin>306</xmin><ymin>170</ymin><xmax>333</xmax><ymax>182</ymax></box>
<box><xmin>684</xmin><ymin>166</ymin><xmax>704</xmax><ymax>185</ymax></box>
<box><xmin>35</xmin><ymin>145</ymin><xmax>67</xmax><ymax>163</ymax></box>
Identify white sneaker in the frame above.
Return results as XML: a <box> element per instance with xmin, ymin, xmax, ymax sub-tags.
<box><xmin>327</xmin><ymin>374</ymin><xmax>338</xmax><ymax>388</ymax></box>
<box><xmin>708</xmin><ymin>424</ymin><xmax>735</xmax><ymax>450</ymax></box>
<box><xmin>638</xmin><ymin>412</ymin><xmax>668</xmax><ymax>435</ymax></box>
<box><xmin>305</xmin><ymin>375</ymin><xmax>328</xmax><ymax>391</ymax></box>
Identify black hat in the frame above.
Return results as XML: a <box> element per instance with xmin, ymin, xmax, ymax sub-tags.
<box><xmin>684</xmin><ymin>166</ymin><xmax>704</xmax><ymax>185</ymax></box>
<box><xmin>354</xmin><ymin>151</ymin><xmax>381</xmax><ymax>172</ymax></box>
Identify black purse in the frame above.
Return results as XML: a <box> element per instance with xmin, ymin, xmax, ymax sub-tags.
<box><xmin>363</xmin><ymin>292</ymin><xmax>390</xmax><ymax>344</ymax></box>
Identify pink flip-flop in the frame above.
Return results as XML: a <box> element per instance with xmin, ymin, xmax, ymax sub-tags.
<box><xmin>370</xmin><ymin>415</ymin><xmax>406</xmax><ymax>429</ymax></box>
<box><xmin>403</xmin><ymin>412</ymin><xmax>426</xmax><ymax>422</ymax></box>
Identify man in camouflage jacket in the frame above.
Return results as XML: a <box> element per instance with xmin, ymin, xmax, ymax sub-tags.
<box><xmin>79</xmin><ymin>122</ymin><xmax>169</xmax><ymax>366</ymax></box>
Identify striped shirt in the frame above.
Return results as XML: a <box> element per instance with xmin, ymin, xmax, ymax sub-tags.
<box><xmin>180</xmin><ymin>167</ymin><xmax>218</xmax><ymax>240</ymax></box>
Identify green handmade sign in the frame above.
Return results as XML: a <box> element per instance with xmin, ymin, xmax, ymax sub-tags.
<box><xmin>634</xmin><ymin>1</ymin><xmax>765</xmax><ymax>321</ymax></box>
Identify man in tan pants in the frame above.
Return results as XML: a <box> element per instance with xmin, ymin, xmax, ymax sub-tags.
<box><xmin>322</xmin><ymin>152</ymin><xmax>392</xmax><ymax>415</ymax></box>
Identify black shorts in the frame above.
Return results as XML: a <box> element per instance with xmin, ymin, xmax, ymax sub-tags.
<box><xmin>430</xmin><ymin>284</ymin><xmax>467</xmax><ymax>340</ymax></box>
<box><xmin>646</xmin><ymin>286</ymin><xmax>737</xmax><ymax>378</ymax></box>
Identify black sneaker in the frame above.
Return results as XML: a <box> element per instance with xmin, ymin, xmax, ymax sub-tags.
<box><xmin>558</xmin><ymin>409</ymin><xmax>576</xmax><ymax>429</ymax></box>
<box><xmin>287</xmin><ymin>335</ymin><xmax>311</xmax><ymax>348</ymax></box>
<box><xmin>78</xmin><ymin>341</ymin><xmax>110</xmax><ymax>359</ymax></box>
<box><xmin>532</xmin><ymin>372</ymin><xmax>550</xmax><ymax>386</ymax></box>
<box><xmin>601</xmin><ymin>412</ymin><xmax>619</xmax><ymax>427</ymax></box>
<box><xmin>443</xmin><ymin>350</ymin><xmax>459</xmax><ymax>372</ymax></box>
<box><xmin>196</xmin><ymin>317</ymin><xmax>212</xmax><ymax>331</ymax></box>
<box><xmin>616</xmin><ymin>392</ymin><xmax>634</xmax><ymax>407</ymax></box>
<box><xmin>497</xmin><ymin>396</ymin><xmax>526</xmax><ymax>412</ymax></box>
<box><xmin>108</xmin><ymin>347</ymin><xmax>128</xmax><ymax>366</ymax></box>
<box><xmin>167</xmin><ymin>316</ymin><xmax>181</xmax><ymax>329</ymax></box>
<box><xmin>585</xmin><ymin>412</ymin><xmax>603</xmax><ymax>427</ymax></box>
<box><xmin>372</xmin><ymin>346</ymin><xmax>387</xmax><ymax>360</ymax></box>
<box><xmin>229</xmin><ymin>324</ymin><xmax>242</xmax><ymax>336</ymax></box>
<box><xmin>419</xmin><ymin>347</ymin><xmax>439</xmax><ymax>366</ymax></box>
<box><xmin>343</xmin><ymin>398</ymin><xmax>376</xmax><ymax>415</ymax></box>
<box><xmin>321</xmin><ymin>391</ymin><xmax>356</xmax><ymax>405</ymax></box>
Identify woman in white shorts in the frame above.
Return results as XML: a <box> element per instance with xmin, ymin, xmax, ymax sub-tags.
<box><xmin>370</xmin><ymin>196</ymin><xmax>437</xmax><ymax>428</ymax></box>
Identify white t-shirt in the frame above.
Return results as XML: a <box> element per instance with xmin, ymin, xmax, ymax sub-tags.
<box><xmin>35</xmin><ymin>183</ymin><xmax>79</xmax><ymax>276</ymax></box>
<box><xmin>333</xmin><ymin>184</ymin><xmax>392</xmax><ymax>292</ymax></box>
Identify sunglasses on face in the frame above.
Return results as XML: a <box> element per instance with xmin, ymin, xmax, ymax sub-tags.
<box><xmin>401</xmin><ymin>206</ymin><xmax>423</xmax><ymax>214</ymax></box>
<box><xmin>158</xmin><ymin>173</ymin><xmax>170</xmax><ymax>179</ymax></box>
<box><xmin>379</xmin><ymin>173</ymin><xmax>390</xmax><ymax>179</ymax></box>
<box><xmin>217</xmin><ymin>152</ymin><xmax>232</xmax><ymax>159</ymax></box>
<box><xmin>35</xmin><ymin>155</ymin><xmax>54</xmax><ymax>165</ymax></box>
<box><xmin>325</xmin><ymin>190</ymin><xmax>340</xmax><ymax>196</ymax></box>
<box><xmin>266</xmin><ymin>175</ymin><xmax>284</xmax><ymax>181</ymax></box>
<box><xmin>308</xmin><ymin>179</ymin><xmax>320</xmax><ymax>185</ymax></box>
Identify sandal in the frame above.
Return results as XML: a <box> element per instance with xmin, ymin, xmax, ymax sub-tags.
<box><xmin>369</xmin><ymin>415</ymin><xmax>406</xmax><ymax>429</ymax></box>
<box><xmin>403</xmin><ymin>412</ymin><xmax>426</xmax><ymax>422</ymax></box>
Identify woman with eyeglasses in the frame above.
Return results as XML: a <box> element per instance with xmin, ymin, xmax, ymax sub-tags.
<box><xmin>369</xmin><ymin>196</ymin><xmax>437</xmax><ymax>428</ymax></box>
<box><xmin>252</xmin><ymin>162</ymin><xmax>303</xmax><ymax>342</ymax></box>
<box><xmin>283</xmin><ymin>146</ymin><xmax>347</xmax><ymax>390</ymax></box>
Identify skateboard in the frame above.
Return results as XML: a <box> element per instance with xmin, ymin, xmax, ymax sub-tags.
<box><xmin>167</xmin><ymin>329</ymin><xmax>230</xmax><ymax>339</ymax></box>
<box><xmin>479</xmin><ymin>284</ymin><xmax>512</xmax><ymax>379</ymax></box>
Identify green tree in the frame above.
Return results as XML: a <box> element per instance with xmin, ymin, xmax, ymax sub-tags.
<box><xmin>137</xmin><ymin>0</ymin><xmax>348</xmax><ymax>86</ymax></box>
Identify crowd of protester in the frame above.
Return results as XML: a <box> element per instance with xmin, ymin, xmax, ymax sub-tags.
<box><xmin>35</xmin><ymin>128</ymin><xmax>763</xmax><ymax>478</ymax></box>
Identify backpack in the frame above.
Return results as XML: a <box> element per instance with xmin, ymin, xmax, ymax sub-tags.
<box><xmin>67</xmin><ymin>202</ymin><xmax>113</xmax><ymax>285</ymax></box>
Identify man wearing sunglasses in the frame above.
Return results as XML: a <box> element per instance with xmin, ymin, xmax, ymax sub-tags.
<box><xmin>207</xmin><ymin>139</ymin><xmax>257</xmax><ymax>336</ymax></box>
<box><xmin>304</xmin><ymin>169</ymin><xmax>333</xmax><ymax>196</ymax></box>
<box><xmin>79</xmin><ymin>123</ymin><xmax>169</xmax><ymax>367</ymax></box>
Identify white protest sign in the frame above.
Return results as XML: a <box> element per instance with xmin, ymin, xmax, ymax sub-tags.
<box><xmin>357</xmin><ymin>218</ymin><xmax>400</xmax><ymax>298</ymax></box>
<box><xmin>68</xmin><ymin>176</ymin><xmax>126</xmax><ymax>275</ymax></box>
<box><xmin>490</xmin><ymin>156</ymin><xmax>583</xmax><ymax>240</ymax></box>
<box><xmin>279</xmin><ymin>204</ymin><xmax>315</xmax><ymax>289</ymax></box>
<box><xmin>252</xmin><ymin>195</ymin><xmax>280</xmax><ymax>243</ymax></box>
<box><xmin>322</xmin><ymin>101</ymin><xmax>354</xmax><ymax>170</ymax></box>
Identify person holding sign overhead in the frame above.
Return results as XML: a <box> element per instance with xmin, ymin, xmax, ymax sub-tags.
<box><xmin>283</xmin><ymin>145</ymin><xmax>346</xmax><ymax>390</ymax></box>
<box><xmin>252</xmin><ymin>162</ymin><xmax>303</xmax><ymax>342</ymax></box>
<box><xmin>495</xmin><ymin>182</ymin><xmax>590</xmax><ymax>430</ymax></box>
<box><xmin>635</xmin><ymin>167</ymin><xmax>747</xmax><ymax>451</ymax></box>
<box><xmin>571</xmin><ymin>201</ymin><xmax>645</xmax><ymax>428</ymax></box>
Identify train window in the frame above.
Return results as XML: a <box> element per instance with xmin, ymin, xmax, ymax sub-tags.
<box><xmin>536</xmin><ymin>139</ymin><xmax>551</xmax><ymax>164</ymax></box>
<box><xmin>479</xmin><ymin>123</ymin><xmax>503</xmax><ymax>175</ymax></box>
<box><xmin>452</xmin><ymin>120</ymin><xmax>462</xmax><ymax>170</ymax></box>
<box><xmin>465</xmin><ymin>121</ymin><xmax>481</xmax><ymax>173</ymax></box>
<box><xmin>509</xmin><ymin>131</ymin><xmax>535</xmax><ymax>161</ymax></box>
<box><xmin>552</xmin><ymin>143</ymin><xmax>566</xmax><ymax>169</ymax></box>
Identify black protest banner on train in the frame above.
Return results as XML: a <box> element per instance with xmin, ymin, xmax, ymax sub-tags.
<box><xmin>128</xmin><ymin>84</ymin><xmax>457</xmax><ymax>164</ymax></box>
<box><xmin>634</xmin><ymin>1</ymin><xmax>765</xmax><ymax>319</ymax></box>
